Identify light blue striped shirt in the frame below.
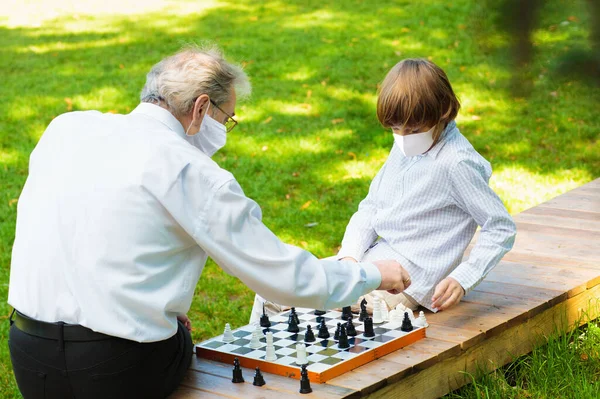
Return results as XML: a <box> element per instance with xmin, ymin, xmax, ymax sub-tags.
<box><xmin>338</xmin><ymin>121</ymin><xmax>516</xmax><ymax>311</ymax></box>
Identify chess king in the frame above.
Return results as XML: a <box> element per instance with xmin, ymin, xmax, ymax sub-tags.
<box><xmin>7</xmin><ymin>44</ymin><xmax>411</xmax><ymax>399</ymax></box>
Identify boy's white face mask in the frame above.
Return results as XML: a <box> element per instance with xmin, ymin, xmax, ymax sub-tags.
<box><xmin>186</xmin><ymin>102</ymin><xmax>227</xmax><ymax>157</ymax></box>
<box><xmin>393</xmin><ymin>127</ymin><xmax>434</xmax><ymax>157</ymax></box>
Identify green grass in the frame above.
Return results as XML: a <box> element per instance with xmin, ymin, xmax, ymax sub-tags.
<box><xmin>1</xmin><ymin>0</ymin><xmax>599</xmax><ymax>397</ymax></box>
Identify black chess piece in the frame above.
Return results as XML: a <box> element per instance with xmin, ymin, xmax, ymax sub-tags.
<box><xmin>299</xmin><ymin>364</ymin><xmax>312</xmax><ymax>394</ymax></box>
<box><xmin>338</xmin><ymin>325</ymin><xmax>350</xmax><ymax>349</ymax></box>
<box><xmin>260</xmin><ymin>303</ymin><xmax>271</xmax><ymax>328</ymax></box>
<box><xmin>345</xmin><ymin>316</ymin><xmax>357</xmax><ymax>336</ymax></box>
<box><xmin>290</xmin><ymin>307</ymin><xmax>300</xmax><ymax>325</ymax></box>
<box><xmin>341</xmin><ymin>306</ymin><xmax>353</xmax><ymax>321</ymax></box>
<box><xmin>304</xmin><ymin>324</ymin><xmax>316</xmax><ymax>342</ymax></box>
<box><xmin>232</xmin><ymin>357</ymin><xmax>244</xmax><ymax>383</ymax></box>
<box><xmin>359</xmin><ymin>298</ymin><xmax>369</xmax><ymax>322</ymax></box>
<box><xmin>253</xmin><ymin>367</ymin><xmax>266</xmax><ymax>386</ymax></box>
<box><xmin>401</xmin><ymin>311</ymin><xmax>413</xmax><ymax>332</ymax></box>
<box><xmin>363</xmin><ymin>316</ymin><xmax>375</xmax><ymax>337</ymax></box>
<box><xmin>333</xmin><ymin>322</ymin><xmax>341</xmax><ymax>340</ymax></box>
<box><xmin>317</xmin><ymin>319</ymin><xmax>330</xmax><ymax>339</ymax></box>
<box><xmin>287</xmin><ymin>316</ymin><xmax>300</xmax><ymax>333</ymax></box>
<box><xmin>314</xmin><ymin>309</ymin><xmax>326</xmax><ymax>316</ymax></box>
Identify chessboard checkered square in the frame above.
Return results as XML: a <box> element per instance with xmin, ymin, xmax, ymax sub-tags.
<box><xmin>274</xmin><ymin>347</ymin><xmax>295</xmax><ymax>356</ymax></box>
<box><xmin>306</xmin><ymin>353</ymin><xmax>327</xmax><ymax>363</ymax></box>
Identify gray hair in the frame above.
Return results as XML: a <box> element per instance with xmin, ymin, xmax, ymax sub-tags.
<box><xmin>140</xmin><ymin>44</ymin><xmax>251</xmax><ymax>117</ymax></box>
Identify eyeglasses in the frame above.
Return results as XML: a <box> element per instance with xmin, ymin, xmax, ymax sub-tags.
<box><xmin>210</xmin><ymin>100</ymin><xmax>238</xmax><ymax>133</ymax></box>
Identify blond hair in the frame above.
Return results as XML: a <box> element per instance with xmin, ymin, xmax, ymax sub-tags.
<box><xmin>377</xmin><ymin>59</ymin><xmax>460</xmax><ymax>141</ymax></box>
<box><xmin>140</xmin><ymin>44</ymin><xmax>251</xmax><ymax>117</ymax></box>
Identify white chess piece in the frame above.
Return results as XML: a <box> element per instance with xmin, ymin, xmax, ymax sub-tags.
<box><xmin>389</xmin><ymin>309</ymin><xmax>402</xmax><ymax>324</ymax></box>
<box><xmin>249</xmin><ymin>326</ymin><xmax>262</xmax><ymax>349</ymax></box>
<box><xmin>416</xmin><ymin>311</ymin><xmax>429</xmax><ymax>328</ymax></box>
<box><xmin>372</xmin><ymin>296</ymin><xmax>383</xmax><ymax>324</ymax></box>
<box><xmin>380</xmin><ymin>300</ymin><xmax>389</xmax><ymax>322</ymax></box>
<box><xmin>296</xmin><ymin>343</ymin><xmax>308</xmax><ymax>365</ymax></box>
<box><xmin>222</xmin><ymin>323</ymin><xmax>234</xmax><ymax>342</ymax></box>
<box><xmin>265</xmin><ymin>331</ymin><xmax>277</xmax><ymax>361</ymax></box>
<box><xmin>255</xmin><ymin>323</ymin><xmax>265</xmax><ymax>338</ymax></box>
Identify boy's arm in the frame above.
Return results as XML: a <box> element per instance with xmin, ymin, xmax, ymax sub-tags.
<box><xmin>446</xmin><ymin>158</ymin><xmax>517</xmax><ymax>294</ymax></box>
<box><xmin>337</xmin><ymin>164</ymin><xmax>386</xmax><ymax>261</ymax></box>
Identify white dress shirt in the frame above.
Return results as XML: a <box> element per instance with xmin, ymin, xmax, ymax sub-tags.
<box><xmin>8</xmin><ymin>103</ymin><xmax>381</xmax><ymax>342</ymax></box>
<box><xmin>338</xmin><ymin>121</ymin><xmax>516</xmax><ymax>311</ymax></box>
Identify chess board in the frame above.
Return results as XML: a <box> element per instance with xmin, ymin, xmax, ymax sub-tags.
<box><xmin>195</xmin><ymin>308</ymin><xmax>426</xmax><ymax>383</ymax></box>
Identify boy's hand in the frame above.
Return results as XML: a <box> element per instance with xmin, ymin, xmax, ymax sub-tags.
<box><xmin>177</xmin><ymin>314</ymin><xmax>193</xmax><ymax>331</ymax></box>
<box><xmin>372</xmin><ymin>260</ymin><xmax>411</xmax><ymax>294</ymax></box>
<box><xmin>431</xmin><ymin>277</ymin><xmax>464</xmax><ymax>311</ymax></box>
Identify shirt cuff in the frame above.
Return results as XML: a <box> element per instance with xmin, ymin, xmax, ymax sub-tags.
<box><xmin>357</xmin><ymin>261</ymin><xmax>382</xmax><ymax>293</ymax></box>
<box><xmin>447</xmin><ymin>264</ymin><xmax>481</xmax><ymax>294</ymax></box>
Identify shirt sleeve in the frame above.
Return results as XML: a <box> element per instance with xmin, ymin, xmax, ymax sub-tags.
<box><xmin>336</xmin><ymin>164</ymin><xmax>386</xmax><ymax>261</ymax></box>
<box><xmin>447</xmin><ymin>159</ymin><xmax>517</xmax><ymax>293</ymax></box>
<box><xmin>159</xmin><ymin>163</ymin><xmax>382</xmax><ymax>311</ymax></box>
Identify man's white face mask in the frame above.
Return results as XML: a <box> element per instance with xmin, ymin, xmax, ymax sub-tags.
<box><xmin>186</xmin><ymin>102</ymin><xmax>227</xmax><ymax>157</ymax></box>
<box><xmin>393</xmin><ymin>127</ymin><xmax>434</xmax><ymax>157</ymax></box>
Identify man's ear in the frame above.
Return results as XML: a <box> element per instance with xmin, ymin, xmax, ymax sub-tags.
<box><xmin>193</xmin><ymin>95</ymin><xmax>210</xmax><ymax>122</ymax></box>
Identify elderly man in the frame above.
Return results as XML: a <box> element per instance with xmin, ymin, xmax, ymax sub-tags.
<box><xmin>7</xmin><ymin>45</ymin><xmax>411</xmax><ymax>399</ymax></box>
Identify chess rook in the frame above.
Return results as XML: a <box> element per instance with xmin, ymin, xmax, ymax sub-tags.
<box><xmin>372</xmin><ymin>296</ymin><xmax>383</xmax><ymax>324</ymax></box>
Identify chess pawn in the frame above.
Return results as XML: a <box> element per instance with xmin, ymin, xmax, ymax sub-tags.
<box><xmin>222</xmin><ymin>323</ymin><xmax>234</xmax><ymax>342</ymax></box>
<box><xmin>265</xmin><ymin>331</ymin><xmax>277</xmax><ymax>361</ymax></box>
<box><xmin>416</xmin><ymin>311</ymin><xmax>429</xmax><ymax>328</ymax></box>
<box><xmin>334</xmin><ymin>323</ymin><xmax>341</xmax><ymax>340</ymax></box>
<box><xmin>337</xmin><ymin>325</ymin><xmax>350</xmax><ymax>349</ymax></box>
<box><xmin>372</xmin><ymin>296</ymin><xmax>383</xmax><ymax>324</ymax></box>
<box><xmin>345</xmin><ymin>317</ymin><xmax>357</xmax><ymax>336</ymax></box>
<box><xmin>299</xmin><ymin>364</ymin><xmax>312</xmax><ymax>394</ymax></box>
<box><xmin>253</xmin><ymin>367</ymin><xmax>266</xmax><ymax>386</ymax></box>
<box><xmin>296</xmin><ymin>343</ymin><xmax>308</xmax><ymax>365</ymax></box>
<box><xmin>401</xmin><ymin>312</ymin><xmax>414</xmax><ymax>332</ymax></box>
<box><xmin>304</xmin><ymin>325</ymin><xmax>316</xmax><ymax>342</ymax></box>
<box><xmin>249</xmin><ymin>325</ymin><xmax>262</xmax><ymax>349</ymax></box>
<box><xmin>317</xmin><ymin>319</ymin><xmax>330</xmax><ymax>339</ymax></box>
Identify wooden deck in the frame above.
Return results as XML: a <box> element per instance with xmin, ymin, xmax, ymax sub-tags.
<box><xmin>171</xmin><ymin>179</ymin><xmax>600</xmax><ymax>399</ymax></box>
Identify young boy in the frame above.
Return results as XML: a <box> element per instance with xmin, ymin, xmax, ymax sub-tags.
<box><xmin>338</xmin><ymin>58</ymin><xmax>516</xmax><ymax>314</ymax></box>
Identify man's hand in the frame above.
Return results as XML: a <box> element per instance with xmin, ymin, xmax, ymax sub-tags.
<box><xmin>431</xmin><ymin>277</ymin><xmax>464</xmax><ymax>311</ymax></box>
<box><xmin>177</xmin><ymin>314</ymin><xmax>192</xmax><ymax>332</ymax></box>
<box><xmin>372</xmin><ymin>260</ymin><xmax>411</xmax><ymax>295</ymax></box>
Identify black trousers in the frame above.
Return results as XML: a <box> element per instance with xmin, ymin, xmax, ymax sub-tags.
<box><xmin>8</xmin><ymin>313</ymin><xmax>193</xmax><ymax>399</ymax></box>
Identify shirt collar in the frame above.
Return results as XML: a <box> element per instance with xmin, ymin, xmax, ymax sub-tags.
<box><xmin>131</xmin><ymin>103</ymin><xmax>186</xmax><ymax>138</ymax></box>
<box><xmin>425</xmin><ymin>120</ymin><xmax>457</xmax><ymax>159</ymax></box>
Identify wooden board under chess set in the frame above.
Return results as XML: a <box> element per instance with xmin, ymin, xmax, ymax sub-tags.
<box><xmin>195</xmin><ymin>307</ymin><xmax>427</xmax><ymax>384</ymax></box>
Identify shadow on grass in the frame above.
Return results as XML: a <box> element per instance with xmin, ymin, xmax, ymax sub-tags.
<box><xmin>0</xmin><ymin>0</ymin><xmax>599</xmax><ymax>395</ymax></box>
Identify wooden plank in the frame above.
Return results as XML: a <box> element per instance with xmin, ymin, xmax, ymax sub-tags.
<box><xmin>188</xmin><ymin>358</ymin><xmax>359</xmax><ymax>399</ymax></box>
<box><xmin>365</xmin><ymin>284</ymin><xmax>600</xmax><ymax>399</ymax></box>
<box><xmin>515</xmin><ymin>222</ymin><xmax>600</xmax><ymax>244</ymax></box>
<box><xmin>326</xmin><ymin>338</ymin><xmax>461</xmax><ymax>395</ymax></box>
<box><xmin>517</xmin><ymin>206</ymin><xmax>600</xmax><ymax>232</ymax></box>
<box><xmin>470</xmin><ymin>280</ymin><xmax>566</xmax><ymax>318</ymax></box>
<box><xmin>484</xmin><ymin>261</ymin><xmax>593</xmax><ymax>298</ymax></box>
<box><xmin>536</xmin><ymin>192</ymin><xmax>600</xmax><ymax>214</ymax></box>
<box><xmin>511</xmin><ymin>229</ymin><xmax>599</xmax><ymax>262</ymax></box>
<box><xmin>169</xmin><ymin>387</ymin><xmax>230</xmax><ymax>398</ymax></box>
<box><xmin>423</xmin><ymin>324</ymin><xmax>485</xmax><ymax>350</ymax></box>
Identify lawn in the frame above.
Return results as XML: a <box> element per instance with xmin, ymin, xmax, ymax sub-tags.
<box><xmin>1</xmin><ymin>0</ymin><xmax>599</xmax><ymax>397</ymax></box>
